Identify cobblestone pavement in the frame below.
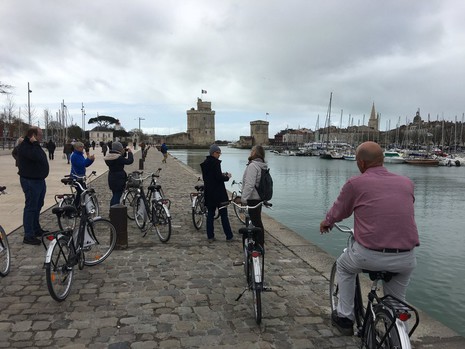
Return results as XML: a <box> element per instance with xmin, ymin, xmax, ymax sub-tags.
<box><xmin>1</xmin><ymin>148</ymin><xmax>464</xmax><ymax>348</ymax></box>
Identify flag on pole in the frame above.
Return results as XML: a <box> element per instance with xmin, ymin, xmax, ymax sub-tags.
<box><xmin>201</xmin><ymin>90</ymin><xmax>207</xmax><ymax>94</ymax></box>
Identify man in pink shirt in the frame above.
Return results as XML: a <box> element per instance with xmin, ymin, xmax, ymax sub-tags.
<box><xmin>320</xmin><ymin>141</ymin><xmax>419</xmax><ymax>336</ymax></box>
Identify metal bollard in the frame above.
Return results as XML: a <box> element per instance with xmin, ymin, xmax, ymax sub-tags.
<box><xmin>110</xmin><ymin>204</ymin><xmax>128</xmax><ymax>249</ymax></box>
<box><xmin>139</xmin><ymin>158</ymin><xmax>144</xmax><ymax>170</ymax></box>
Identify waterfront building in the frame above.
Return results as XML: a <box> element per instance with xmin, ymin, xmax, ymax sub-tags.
<box><xmin>236</xmin><ymin>120</ymin><xmax>270</xmax><ymax>148</ymax></box>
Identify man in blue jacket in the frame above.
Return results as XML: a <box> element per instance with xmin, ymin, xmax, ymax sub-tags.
<box><xmin>70</xmin><ymin>142</ymin><xmax>95</xmax><ymax>208</ymax></box>
<box><xmin>17</xmin><ymin>127</ymin><xmax>49</xmax><ymax>245</ymax></box>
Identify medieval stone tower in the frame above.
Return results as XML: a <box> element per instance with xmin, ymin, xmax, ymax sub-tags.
<box><xmin>250</xmin><ymin>120</ymin><xmax>269</xmax><ymax>146</ymax></box>
<box><xmin>186</xmin><ymin>98</ymin><xmax>215</xmax><ymax>146</ymax></box>
<box><xmin>368</xmin><ymin>102</ymin><xmax>379</xmax><ymax>131</ymax></box>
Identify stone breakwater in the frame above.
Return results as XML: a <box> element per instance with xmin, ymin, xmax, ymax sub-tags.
<box><xmin>0</xmin><ymin>148</ymin><xmax>464</xmax><ymax>348</ymax></box>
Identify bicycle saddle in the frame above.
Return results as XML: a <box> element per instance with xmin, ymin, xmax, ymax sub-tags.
<box><xmin>195</xmin><ymin>185</ymin><xmax>204</xmax><ymax>191</ymax></box>
<box><xmin>148</xmin><ymin>184</ymin><xmax>162</xmax><ymax>191</ymax></box>
<box><xmin>52</xmin><ymin>205</ymin><xmax>78</xmax><ymax>217</ymax></box>
<box><xmin>61</xmin><ymin>178</ymin><xmax>73</xmax><ymax>185</ymax></box>
<box><xmin>362</xmin><ymin>270</ymin><xmax>398</xmax><ymax>282</ymax></box>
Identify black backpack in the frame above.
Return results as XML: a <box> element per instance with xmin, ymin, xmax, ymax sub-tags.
<box><xmin>255</xmin><ymin>166</ymin><xmax>273</xmax><ymax>201</ymax></box>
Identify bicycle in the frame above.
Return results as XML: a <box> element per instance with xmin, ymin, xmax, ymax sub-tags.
<box><xmin>121</xmin><ymin>170</ymin><xmax>143</xmax><ymax>220</ymax></box>
<box><xmin>54</xmin><ymin>171</ymin><xmax>99</xmax><ymax>231</ymax></box>
<box><xmin>329</xmin><ymin>223</ymin><xmax>419</xmax><ymax>348</ymax></box>
<box><xmin>133</xmin><ymin>168</ymin><xmax>172</xmax><ymax>242</ymax></box>
<box><xmin>232</xmin><ymin>200</ymin><xmax>272</xmax><ymax>325</ymax></box>
<box><xmin>230</xmin><ymin>180</ymin><xmax>246</xmax><ymax>224</ymax></box>
<box><xmin>0</xmin><ymin>186</ymin><xmax>11</xmax><ymax>277</ymax></box>
<box><xmin>43</xmin><ymin>180</ymin><xmax>117</xmax><ymax>301</ymax></box>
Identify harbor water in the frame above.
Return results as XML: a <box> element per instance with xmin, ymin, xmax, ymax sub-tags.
<box><xmin>169</xmin><ymin>147</ymin><xmax>465</xmax><ymax>337</ymax></box>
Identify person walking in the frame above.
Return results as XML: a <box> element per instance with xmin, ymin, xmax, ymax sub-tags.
<box><xmin>46</xmin><ymin>139</ymin><xmax>56</xmax><ymax>160</ymax></box>
<box><xmin>63</xmin><ymin>140</ymin><xmax>73</xmax><ymax>164</ymax></box>
<box><xmin>320</xmin><ymin>141</ymin><xmax>420</xmax><ymax>336</ymax></box>
<box><xmin>104</xmin><ymin>141</ymin><xmax>134</xmax><ymax>206</ymax></box>
<box><xmin>160</xmin><ymin>142</ymin><xmax>168</xmax><ymax>163</ymax></box>
<box><xmin>101</xmin><ymin>142</ymin><xmax>108</xmax><ymax>156</ymax></box>
<box><xmin>200</xmin><ymin>144</ymin><xmax>234</xmax><ymax>242</ymax></box>
<box><xmin>70</xmin><ymin>141</ymin><xmax>95</xmax><ymax>208</ymax></box>
<box><xmin>17</xmin><ymin>127</ymin><xmax>50</xmax><ymax>245</ymax></box>
<box><xmin>241</xmin><ymin>145</ymin><xmax>267</xmax><ymax>247</ymax></box>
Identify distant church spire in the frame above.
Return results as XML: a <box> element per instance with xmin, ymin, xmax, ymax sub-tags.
<box><xmin>368</xmin><ymin>102</ymin><xmax>378</xmax><ymax>131</ymax></box>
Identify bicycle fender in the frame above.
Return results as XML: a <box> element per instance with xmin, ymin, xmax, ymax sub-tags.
<box><xmin>45</xmin><ymin>238</ymin><xmax>59</xmax><ymax>264</ymax></box>
<box><xmin>252</xmin><ymin>256</ymin><xmax>262</xmax><ymax>283</ymax></box>
<box><xmin>190</xmin><ymin>194</ymin><xmax>197</xmax><ymax>208</ymax></box>
<box><xmin>396</xmin><ymin>319</ymin><xmax>412</xmax><ymax>349</ymax></box>
<box><xmin>162</xmin><ymin>204</ymin><xmax>171</xmax><ymax>218</ymax></box>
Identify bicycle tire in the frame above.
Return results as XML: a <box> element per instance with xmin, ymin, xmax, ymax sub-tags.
<box><xmin>134</xmin><ymin>196</ymin><xmax>148</xmax><ymax>230</ymax></box>
<box><xmin>251</xmin><ymin>256</ymin><xmax>262</xmax><ymax>325</ymax></box>
<box><xmin>244</xmin><ymin>243</ymin><xmax>250</xmax><ymax>283</ymax></box>
<box><xmin>151</xmin><ymin>202</ymin><xmax>171</xmax><ymax>242</ymax></box>
<box><xmin>45</xmin><ymin>236</ymin><xmax>74</xmax><ymax>302</ymax></box>
<box><xmin>364</xmin><ymin>306</ymin><xmax>403</xmax><ymax>349</ymax></box>
<box><xmin>192</xmin><ymin>196</ymin><xmax>204</xmax><ymax>230</ymax></box>
<box><xmin>57</xmin><ymin>196</ymin><xmax>78</xmax><ymax>231</ymax></box>
<box><xmin>83</xmin><ymin>218</ymin><xmax>116</xmax><ymax>266</ymax></box>
<box><xmin>329</xmin><ymin>262</ymin><xmax>365</xmax><ymax>330</ymax></box>
<box><xmin>121</xmin><ymin>189</ymin><xmax>137</xmax><ymax>220</ymax></box>
<box><xmin>233</xmin><ymin>199</ymin><xmax>246</xmax><ymax>224</ymax></box>
<box><xmin>0</xmin><ymin>226</ymin><xmax>11</xmax><ymax>277</ymax></box>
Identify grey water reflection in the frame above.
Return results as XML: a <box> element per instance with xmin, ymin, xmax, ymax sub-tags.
<box><xmin>169</xmin><ymin>147</ymin><xmax>465</xmax><ymax>336</ymax></box>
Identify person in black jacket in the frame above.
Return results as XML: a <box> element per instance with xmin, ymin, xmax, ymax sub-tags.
<box><xmin>46</xmin><ymin>139</ymin><xmax>56</xmax><ymax>160</ymax></box>
<box><xmin>104</xmin><ymin>141</ymin><xmax>134</xmax><ymax>206</ymax></box>
<box><xmin>17</xmin><ymin>127</ymin><xmax>50</xmax><ymax>245</ymax></box>
<box><xmin>200</xmin><ymin>144</ymin><xmax>234</xmax><ymax>242</ymax></box>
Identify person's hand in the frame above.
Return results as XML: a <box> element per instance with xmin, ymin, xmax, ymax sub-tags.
<box><xmin>89</xmin><ymin>154</ymin><xmax>95</xmax><ymax>161</ymax></box>
<box><xmin>320</xmin><ymin>220</ymin><xmax>331</xmax><ymax>234</ymax></box>
<box><xmin>127</xmin><ymin>148</ymin><xmax>133</xmax><ymax>153</ymax></box>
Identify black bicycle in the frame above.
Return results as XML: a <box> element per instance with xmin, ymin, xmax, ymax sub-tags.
<box><xmin>54</xmin><ymin>171</ymin><xmax>99</xmax><ymax>231</ymax></box>
<box><xmin>121</xmin><ymin>170</ymin><xmax>143</xmax><ymax>220</ymax></box>
<box><xmin>329</xmin><ymin>223</ymin><xmax>419</xmax><ymax>348</ymax></box>
<box><xmin>43</xmin><ymin>180</ymin><xmax>116</xmax><ymax>301</ymax></box>
<box><xmin>232</xmin><ymin>200</ymin><xmax>272</xmax><ymax>325</ymax></box>
<box><xmin>0</xmin><ymin>186</ymin><xmax>11</xmax><ymax>277</ymax></box>
<box><xmin>133</xmin><ymin>169</ymin><xmax>172</xmax><ymax>242</ymax></box>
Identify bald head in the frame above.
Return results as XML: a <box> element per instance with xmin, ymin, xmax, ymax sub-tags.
<box><xmin>355</xmin><ymin>141</ymin><xmax>384</xmax><ymax>172</ymax></box>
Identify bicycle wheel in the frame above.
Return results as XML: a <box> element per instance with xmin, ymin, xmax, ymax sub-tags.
<box><xmin>0</xmin><ymin>226</ymin><xmax>11</xmax><ymax>277</ymax></box>
<box><xmin>244</xmin><ymin>244</ymin><xmax>251</xmax><ymax>284</ymax></box>
<box><xmin>233</xmin><ymin>200</ymin><xmax>246</xmax><ymax>224</ymax></box>
<box><xmin>192</xmin><ymin>195</ymin><xmax>204</xmax><ymax>230</ymax></box>
<box><xmin>251</xmin><ymin>256</ymin><xmax>262</xmax><ymax>324</ymax></box>
<box><xmin>121</xmin><ymin>189</ymin><xmax>137</xmax><ymax>220</ymax></box>
<box><xmin>45</xmin><ymin>236</ymin><xmax>74</xmax><ymax>302</ymax></box>
<box><xmin>83</xmin><ymin>218</ymin><xmax>116</xmax><ymax>266</ymax></box>
<box><xmin>151</xmin><ymin>202</ymin><xmax>172</xmax><ymax>242</ymax></box>
<box><xmin>134</xmin><ymin>196</ymin><xmax>148</xmax><ymax>230</ymax></box>
<box><xmin>364</xmin><ymin>307</ymin><xmax>402</xmax><ymax>349</ymax></box>
<box><xmin>329</xmin><ymin>262</ymin><xmax>339</xmax><ymax>313</ymax></box>
<box><xmin>57</xmin><ymin>196</ymin><xmax>78</xmax><ymax>231</ymax></box>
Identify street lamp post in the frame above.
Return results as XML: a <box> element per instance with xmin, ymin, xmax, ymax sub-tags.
<box><xmin>28</xmin><ymin>82</ymin><xmax>32</xmax><ymax>125</ymax></box>
<box><xmin>81</xmin><ymin>103</ymin><xmax>86</xmax><ymax>140</ymax></box>
<box><xmin>138</xmin><ymin>117</ymin><xmax>145</xmax><ymax>143</ymax></box>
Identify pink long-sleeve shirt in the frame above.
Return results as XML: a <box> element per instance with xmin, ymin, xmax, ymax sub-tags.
<box><xmin>325</xmin><ymin>166</ymin><xmax>420</xmax><ymax>250</ymax></box>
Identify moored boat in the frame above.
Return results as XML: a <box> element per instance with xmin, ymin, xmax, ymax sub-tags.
<box><xmin>404</xmin><ymin>158</ymin><xmax>439</xmax><ymax>166</ymax></box>
<box><xmin>383</xmin><ymin>151</ymin><xmax>406</xmax><ymax>164</ymax></box>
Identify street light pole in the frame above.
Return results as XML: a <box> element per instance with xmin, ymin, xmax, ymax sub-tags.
<box><xmin>81</xmin><ymin>103</ymin><xmax>86</xmax><ymax>140</ymax></box>
<box><xmin>28</xmin><ymin>82</ymin><xmax>32</xmax><ymax>125</ymax></box>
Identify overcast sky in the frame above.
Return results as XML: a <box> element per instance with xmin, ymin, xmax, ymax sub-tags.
<box><xmin>1</xmin><ymin>0</ymin><xmax>464</xmax><ymax>141</ymax></box>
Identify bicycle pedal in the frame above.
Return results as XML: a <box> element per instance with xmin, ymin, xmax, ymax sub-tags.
<box><xmin>233</xmin><ymin>261</ymin><xmax>244</xmax><ymax>266</ymax></box>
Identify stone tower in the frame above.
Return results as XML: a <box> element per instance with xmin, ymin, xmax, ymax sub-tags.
<box><xmin>250</xmin><ymin>120</ymin><xmax>269</xmax><ymax>146</ymax></box>
<box><xmin>368</xmin><ymin>102</ymin><xmax>378</xmax><ymax>131</ymax></box>
<box><xmin>186</xmin><ymin>98</ymin><xmax>215</xmax><ymax>146</ymax></box>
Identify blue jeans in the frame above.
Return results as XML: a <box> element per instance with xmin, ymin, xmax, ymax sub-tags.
<box><xmin>110</xmin><ymin>191</ymin><xmax>123</xmax><ymax>207</ymax></box>
<box><xmin>20</xmin><ymin>177</ymin><xmax>46</xmax><ymax>239</ymax></box>
<box><xmin>206</xmin><ymin>206</ymin><xmax>233</xmax><ymax>240</ymax></box>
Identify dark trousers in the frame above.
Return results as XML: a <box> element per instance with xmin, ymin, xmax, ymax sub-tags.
<box><xmin>65</xmin><ymin>153</ymin><xmax>71</xmax><ymax>164</ymax></box>
<box><xmin>20</xmin><ymin>177</ymin><xmax>46</xmax><ymax>239</ymax></box>
<box><xmin>110</xmin><ymin>191</ymin><xmax>123</xmax><ymax>207</ymax></box>
<box><xmin>206</xmin><ymin>206</ymin><xmax>233</xmax><ymax>240</ymax></box>
<box><xmin>48</xmin><ymin>151</ymin><xmax>54</xmax><ymax>160</ymax></box>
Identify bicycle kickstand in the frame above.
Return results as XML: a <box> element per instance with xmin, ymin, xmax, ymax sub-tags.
<box><xmin>235</xmin><ymin>287</ymin><xmax>248</xmax><ymax>301</ymax></box>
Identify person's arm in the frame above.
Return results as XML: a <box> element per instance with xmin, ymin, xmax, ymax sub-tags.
<box><xmin>320</xmin><ymin>181</ymin><xmax>355</xmax><ymax>233</ymax></box>
<box><xmin>122</xmin><ymin>150</ymin><xmax>134</xmax><ymax>165</ymax></box>
<box><xmin>241</xmin><ymin>164</ymin><xmax>259</xmax><ymax>203</ymax></box>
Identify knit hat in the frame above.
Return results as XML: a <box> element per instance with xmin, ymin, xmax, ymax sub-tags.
<box><xmin>112</xmin><ymin>141</ymin><xmax>124</xmax><ymax>153</ymax></box>
<box><xmin>209</xmin><ymin>144</ymin><xmax>221</xmax><ymax>155</ymax></box>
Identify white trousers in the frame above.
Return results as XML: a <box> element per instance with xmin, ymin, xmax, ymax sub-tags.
<box><xmin>337</xmin><ymin>238</ymin><xmax>417</xmax><ymax>320</ymax></box>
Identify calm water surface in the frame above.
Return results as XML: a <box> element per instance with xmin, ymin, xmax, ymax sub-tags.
<box><xmin>170</xmin><ymin>147</ymin><xmax>465</xmax><ymax>336</ymax></box>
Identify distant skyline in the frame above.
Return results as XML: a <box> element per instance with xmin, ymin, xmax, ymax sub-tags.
<box><xmin>1</xmin><ymin>0</ymin><xmax>465</xmax><ymax>140</ymax></box>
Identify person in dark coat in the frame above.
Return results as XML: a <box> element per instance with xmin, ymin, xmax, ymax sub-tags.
<box><xmin>200</xmin><ymin>144</ymin><xmax>233</xmax><ymax>242</ymax></box>
<box><xmin>101</xmin><ymin>142</ymin><xmax>108</xmax><ymax>156</ymax></box>
<box><xmin>46</xmin><ymin>139</ymin><xmax>56</xmax><ymax>160</ymax></box>
<box><xmin>63</xmin><ymin>140</ymin><xmax>74</xmax><ymax>164</ymax></box>
<box><xmin>17</xmin><ymin>127</ymin><xmax>50</xmax><ymax>245</ymax></box>
<box><xmin>104</xmin><ymin>141</ymin><xmax>134</xmax><ymax>206</ymax></box>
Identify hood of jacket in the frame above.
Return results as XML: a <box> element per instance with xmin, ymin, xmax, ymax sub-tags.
<box><xmin>104</xmin><ymin>151</ymin><xmax>121</xmax><ymax>162</ymax></box>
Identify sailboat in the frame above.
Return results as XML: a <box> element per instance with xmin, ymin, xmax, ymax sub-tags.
<box><xmin>320</xmin><ymin>93</ymin><xmax>344</xmax><ymax>159</ymax></box>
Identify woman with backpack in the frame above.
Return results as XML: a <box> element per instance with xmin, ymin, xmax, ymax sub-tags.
<box><xmin>241</xmin><ymin>145</ymin><xmax>268</xmax><ymax>247</ymax></box>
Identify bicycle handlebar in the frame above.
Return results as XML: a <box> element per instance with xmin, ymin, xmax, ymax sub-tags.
<box><xmin>332</xmin><ymin>223</ymin><xmax>353</xmax><ymax>234</ymax></box>
<box><xmin>0</xmin><ymin>186</ymin><xmax>7</xmax><ymax>194</ymax></box>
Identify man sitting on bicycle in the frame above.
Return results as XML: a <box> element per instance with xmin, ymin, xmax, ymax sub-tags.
<box><xmin>70</xmin><ymin>142</ymin><xmax>95</xmax><ymax>208</ymax></box>
<box><xmin>320</xmin><ymin>141</ymin><xmax>420</xmax><ymax>336</ymax></box>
